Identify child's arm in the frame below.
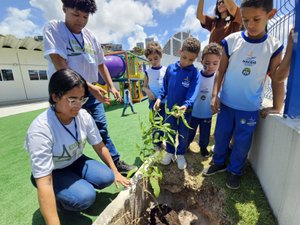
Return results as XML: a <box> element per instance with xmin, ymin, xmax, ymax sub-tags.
<box><xmin>211</xmin><ymin>49</ymin><xmax>229</xmax><ymax>114</ymax></box>
<box><xmin>270</xmin><ymin>28</ymin><xmax>294</xmax><ymax>83</ymax></box>
<box><xmin>142</xmin><ymin>75</ymin><xmax>156</xmax><ymax>100</ymax></box>
<box><xmin>264</xmin><ymin>29</ymin><xmax>294</xmax><ymax>117</ymax></box>
<box><xmin>260</xmin><ymin>81</ymin><xmax>285</xmax><ymax>118</ymax></box>
<box><xmin>154</xmin><ymin>67</ymin><xmax>169</xmax><ymax>111</ymax></box>
<box><xmin>196</xmin><ymin>0</ymin><xmax>206</xmax><ymax>24</ymax></box>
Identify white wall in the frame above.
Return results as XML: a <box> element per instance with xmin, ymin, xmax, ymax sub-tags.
<box><xmin>0</xmin><ymin>48</ymin><xmax>48</xmax><ymax>105</ymax></box>
<box><xmin>249</xmin><ymin>115</ymin><xmax>300</xmax><ymax>225</ymax></box>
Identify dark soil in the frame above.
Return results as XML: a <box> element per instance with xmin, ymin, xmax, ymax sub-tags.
<box><xmin>138</xmin><ymin>147</ymin><xmax>232</xmax><ymax>225</ymax></box>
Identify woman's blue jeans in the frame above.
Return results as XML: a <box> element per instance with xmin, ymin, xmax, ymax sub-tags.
<box><xmin>31</xmin><ymin>155</ymin><xmax>115</xmax><ymax>211</ymax></box>
<box><xmin>84</xmin><ymin>94</ymin><xmax>120</xmax><ymax>162</ymax></box>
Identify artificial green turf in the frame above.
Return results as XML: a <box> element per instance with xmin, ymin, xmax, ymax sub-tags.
<box><xmin>0</xmin><ymin>100</ymin><xmax>276</xmax><ymax>225</ymax></box>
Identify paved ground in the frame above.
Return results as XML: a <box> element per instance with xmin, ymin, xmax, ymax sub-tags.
<box><xmin>0</xmin><ymin>101</ymin><xmax>49</xmax><ymax>118</ymax></box>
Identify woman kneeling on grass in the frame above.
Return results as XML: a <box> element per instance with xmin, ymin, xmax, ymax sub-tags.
<box><xmin>25</xmin><ymin>68</ymin><xmax>131</xmax><ymax>225</ymax></box>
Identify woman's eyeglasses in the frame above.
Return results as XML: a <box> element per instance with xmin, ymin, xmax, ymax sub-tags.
<box><xmin>65</xmin><ymin>97</ymin><xmax>89</xmax><ymax>107</ymax></box>
<box><xmin>217</xmin><ymin>0</ymin><xmax>224</xmax><ymax>6</ymax></box>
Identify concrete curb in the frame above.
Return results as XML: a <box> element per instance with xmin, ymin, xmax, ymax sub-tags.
<box><xmin>93</xmin><ymin>152</ymin><xmax>160</xmax><ymax>225</ymax></box>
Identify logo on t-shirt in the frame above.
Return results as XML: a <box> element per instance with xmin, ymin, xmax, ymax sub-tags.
<box><xmin>242</xmin><ymin>51</ymin><xmax>257</xmax><ymax>67</ymax></box>
<box><xmin>182</xmin><ymin>77</ymin><xmax>190</xmax><ymax>88</ymax></box>
<box><xmin>242</xmin><ymin>67</ymin><xmax>251</xmax><ymax>76</ymax></box>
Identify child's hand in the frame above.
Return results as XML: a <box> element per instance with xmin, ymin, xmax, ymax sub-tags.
<box><xmin>176</xmin><ymin>106</ymin><xmax>187</xmax><ymax>118</ymax></box>
<box><xmin>153</xmin><ymin>99</ymin><xmax>161</xmax><ymax>111</ymax></box>
<box><xmin>285</xmin><ymin>28</ymin><xmax>295</xmax><ymax>54</ymax></box>
<box><xmin>260</xmin><ymin>107</ymin><xmax>281</xmax><ymax>118</ymax></box>
<box><xmin>172</xmin><ymin>105</ymin><xmax>186</xmax><ymax>118</ymax></box>
<box><xmin>178</xmin><ymin>105</ymin><xmax>187</xmax><ymax>112</ymax></box>
<box><xmin>288</xmin><ymin>28</ymin><xmax>294</xmax><ymax>45</ymax></box>
<box><xmin>211</xmin><ymin>96</ymin><xmax>220</xmax><ymax>114</ymax></box>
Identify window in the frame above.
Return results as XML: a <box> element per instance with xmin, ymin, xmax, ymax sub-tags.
<box><xmin>28</xmin><ymin>70</ymin><xmax>48</xmax><ymax>81</ymax></box>
<box><xmin>0</xmin><ymin>69</ymin><xmax>14</xmax><ymax>81</ymax></box>
<box><xmin>39</xmin><ymin>70</ymin><xmax>48</xmax><ymax>80</ymax></box>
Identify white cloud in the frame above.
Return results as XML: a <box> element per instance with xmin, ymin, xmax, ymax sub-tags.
<box><xmin>88</xmin><ymin>0</ymin><xmax>155</xmax><ymax>45</ymax></box>
<box><xmin>127</xmin><ymin>25</ymin><xmax>148</xmax><ymax>49</ymax></box>
<box><xmin>178</xmin><ymin>5</ymin><xmax>202</xmax><ymax>34</ymax></box>
<box><xmin>30</xmin><ymin>0</ymin><xmax>63</xmax><ymax>21</ymax></box>
<box><xmin>176</xmin><ymin>4</ymin><xmax>210</xmax><ymax>44</ymax></box>
<box><xmin>0</xmin><ymin>7</ymin><xmax>41</xmax><ymax>38</ymax></box>
<box><xmin>150</xmin><ymin>0</ymin><xmax>188</xmax><ymax>14</ymax></box>
<box><xmin>30</xmin><ymin>0</ymin><xmax>156</xmax><ymax>48</ymax></box>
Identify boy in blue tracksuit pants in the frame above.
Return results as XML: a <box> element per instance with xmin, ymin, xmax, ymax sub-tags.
<box><xmin>154</xmin><ymin>37</ymin><xmax>201</xmax><ymax>170</ymax></box>
<box><xmin>202</xmin><ymin>0</ymin><xmax>294</xmax><ymax>189</ymax></box>
<box><xmin>187</xmin><ymin>43</ymin><xmax>222</xmax><ymax>157</ymax></box>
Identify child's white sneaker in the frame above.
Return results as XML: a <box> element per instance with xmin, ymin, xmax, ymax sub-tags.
<box><xmin>177</xmin><ymin>155</ymin><xmax>187</xmax><ymax>170</ymax></box>
<box><xmin>161</xmin><ymin>152</ymin><xmax>175</xmax><ymax>165</ymax></box>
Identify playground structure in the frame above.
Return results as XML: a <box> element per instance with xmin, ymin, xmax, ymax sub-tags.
<box><xmin>98</xmin><ymin>51</ymin><xmax>148</xmax><ymax>103</ymax></box>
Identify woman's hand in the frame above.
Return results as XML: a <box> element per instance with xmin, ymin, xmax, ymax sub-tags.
<box><xmin>113</xmin><ymin>172</ymin><xmax>132</xmax><ymax>188</ymax></box>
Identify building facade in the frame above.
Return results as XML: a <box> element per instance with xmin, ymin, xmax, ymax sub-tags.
<box><xmin>0</xmin><ymin>35</ymin><xmax>48</xmax><ymax>105</ymax></box>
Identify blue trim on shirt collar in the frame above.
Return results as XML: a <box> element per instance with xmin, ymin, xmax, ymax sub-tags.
<box><xmin>201</xmin><ymin>70</ymin><xmax>215</xmax><ymax>78</ymax></box>
<box><xmin>174</xmin><ymin>61</ymin><xmax>195</xmax><ymax>71</ymax></box>
<box><xmin>221</xmin><ymin>39</ymin><xmax>229</xmax><ymax>58</ymax></box>
<box><xmin>241</xmin><ymin>31</ymin><xmax>268</xmax><ymax>43</ymax></box>
<box><xmin>151</xmin><ymin>66</ymin><xmax>162</xmax><ymax>70</ymax></box>
<box><xmin>271</xmin><ymin>45</ymin><xmax>284</xmax><ymax>59</ymax></box>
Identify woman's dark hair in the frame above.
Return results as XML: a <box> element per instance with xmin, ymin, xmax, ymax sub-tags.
<box><xmin>215</xmin><ymin>0</ymin><xmax>222</xmax><ymax>19</ymax></box>
<box><xmin>214</xmin><ymin>0</ymin><xmax>233</xmax><ymax>21</ymax></box>
<box><xmin>241</xmin><ymin>0</ymin><xmax>273</xmax><ymax>13</ymax></box>
<box><xmin>61</xmin><ymin>0</ymin><xmax>97</xmax><ymax>14</ymax></box>
<box><xmin>48</xmin><ymin>68</ymin><xmax>89</xmax><ymax>106</ymax></box>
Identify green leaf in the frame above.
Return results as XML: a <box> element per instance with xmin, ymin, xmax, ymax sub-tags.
<box><xmin>150</xmin><ymin>176</ymin><xmax>161</xmax><ymax>198</ymax></box>
<box><xmin>126</xmin><ymin>167</ymin><xmax>138</xmax><ymax>178</ymax></box>
<box><xmin>181</xmin><ymin>115</ymin><xmax>193</xmax><ymax>129</ymax></box>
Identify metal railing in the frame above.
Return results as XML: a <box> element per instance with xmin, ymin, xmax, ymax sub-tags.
<box><xmin>263</xmin><ymin>0</ymin><xmax>296</xmax><ymax>101</ymax></box>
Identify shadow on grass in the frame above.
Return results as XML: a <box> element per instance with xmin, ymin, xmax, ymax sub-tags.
<box><xmin>32</xmin><ymin>192</ymin><xmax>118</xmax><ymax>225</ymax></box>
<box><xmin>83</xmin><ymin>192</ymin><xmax>119</xmax><ymax>216</ymax></box>
<box><xmin>133</xmin><ymin>156</ymin><xmax>144</xmax><ymax>168</ymax></box>
<box><xmin>201</xmin><ymin>162</ymin><xmax>277</xmax><ymax>225</ymax></box>
<box><xmin>103</xmin><ymin>101</ymin><xmax>124</xmax><ymax>112</ymax></box>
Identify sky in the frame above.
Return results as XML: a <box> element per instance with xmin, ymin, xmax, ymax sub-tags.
<box><xmin>0</xmin><ymin>0</ymin><xmax>218</xmax><ymax>50</ymax></box>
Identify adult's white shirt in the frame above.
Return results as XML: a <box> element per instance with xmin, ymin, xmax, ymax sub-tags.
<box><xmin>43</xmin><ymin>20</ymin><xmax>105</xmax><ymax>82</ymax></box>
<box><xmin>25</xmin><ymin>108</ymin><xmax>102</xmax><ymax>178</ymax></box>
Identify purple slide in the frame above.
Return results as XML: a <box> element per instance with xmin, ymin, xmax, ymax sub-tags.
<box><xmin>98</xmin><ymin>55</ymin><xmax>126</xmax><ymax>85</ymax></box>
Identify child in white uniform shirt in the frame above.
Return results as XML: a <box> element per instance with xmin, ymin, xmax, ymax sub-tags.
<box><xmin>143</xmin><ymin>42</ymin><xmax>167</xmax><ymax>150</ymax></box>
<box><xmin>187</xmin><ymin>43</ymin><xmax>222</xmax><ymax>157</ymax></box>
